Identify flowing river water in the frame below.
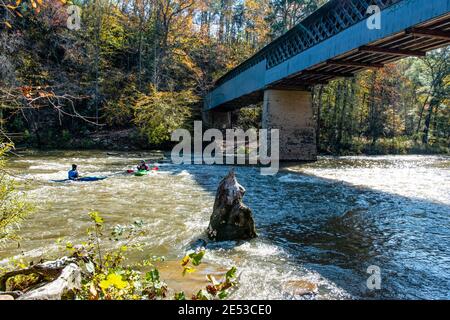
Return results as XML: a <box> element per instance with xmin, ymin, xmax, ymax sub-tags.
<box><xmin>1</xmin><ymin>151</ymin><xmax>449</xmax><ymax>300</ymax></box>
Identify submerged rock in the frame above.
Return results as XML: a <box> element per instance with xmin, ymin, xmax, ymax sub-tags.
<box><xmin>284</xmin><ymin>279</ymin><xmax>319</xmax><ymax>297</ymax></box>
<box><xmin>207</xmin><ymin>170</ymin><xmax>257</xmax><ymax>241</ymax></box>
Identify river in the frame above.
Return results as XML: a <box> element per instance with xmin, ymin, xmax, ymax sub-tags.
<box><xmin>1</xmin><ymin>151</ymin><xmax>449</xmax><ymax>300</ymax></box>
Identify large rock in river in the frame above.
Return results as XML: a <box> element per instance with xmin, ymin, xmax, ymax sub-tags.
<box><xmin>207</xmin><ymin>170</ymin><xmax>257</xmax><ymax>241</ymax></box>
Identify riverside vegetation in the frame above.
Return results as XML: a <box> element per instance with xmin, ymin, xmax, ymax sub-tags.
<box><xmin>0</xmin><ymin>143</ymin><xmax>238</xmax><ymax>300</ymax></box>
<box><xmin>0</xmin><ymin>210</ymin><xmax>239</xmax><ymax>300</ymax></box>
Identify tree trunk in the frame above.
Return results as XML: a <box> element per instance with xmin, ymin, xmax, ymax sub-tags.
<box><xmin>369</xmin><ymin>71</ymin><xmax>378</xmax><ymax>144</ymax></box>
<box><xmin>422</xmin><ymin>97</ymin><xmax>438</xmax><ymax>144</ymax></box>
<box><xmin>347</xmin><ymin>78</ymin><xmax>356</xmax><ymax>139</ymax></box>
<box><xmin>315</xmin><ymin>85</ymin><xmax>324</xmax><ymax>149</ymax></box>
<box><xmin>336</xmin><ymin>80</ymin><xmax>349</xmax><ymax>152</ymax></box>
<box><xmin>0</xmin><ymin>257</ymin><xmax>81</xmax><ymax>300</ymax></box>
<box><xmin>207</xmin><ymin>170</ymin><xmax>257</xmax><ymax>241</ymax></box>
<box><xmin>331</xmin><ymin>82</ymin><xmax>341</xmax><ymax>150</ymax></box>
<box><xmin>17</xmin><ymin>263</ymin><xmax>81</xmax><ymax>300</ymax></box>
<box><xmin>416</xmin><ymin>94</ymin><xmax>429</xmax><ymax>135</ymax></box>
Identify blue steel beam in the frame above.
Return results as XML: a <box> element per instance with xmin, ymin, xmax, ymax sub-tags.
<box><xmin>205</xmin><ymin>0</ymin><xmax>450</xmax><ymax>111</ymax></box>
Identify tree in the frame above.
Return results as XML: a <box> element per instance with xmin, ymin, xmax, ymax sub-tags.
<box><xmin>267</xmin><ymin>0</ymin><xmax>322</xmax><ymax>38</ymax></box>
<box><xmin>133</xmin><ymin>85</ymin><xmax>198</xmax><ymax>145</ymax></box>
<box><xmin>1</xmin><ymin>0</ymin><xmax>448</xmax><ymax>153</ymax></box>
<box><xmin>420</xmin><ymin>49</ymin><xmax>450</xmax><ymax>144</ymax></box>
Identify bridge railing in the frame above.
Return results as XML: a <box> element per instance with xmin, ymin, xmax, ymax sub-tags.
<box><xmin>215</xmin><ymin>0</ymin><xmax>403</xmax><ymax>87</ymax></box>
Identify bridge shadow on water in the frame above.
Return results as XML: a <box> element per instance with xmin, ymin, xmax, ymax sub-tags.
<box><xmin>162</xmin><ymin>162</ymin><xmax>450</xmax><ymax>300</ymax></box>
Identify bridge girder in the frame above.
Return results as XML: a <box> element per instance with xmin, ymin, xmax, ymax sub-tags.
<box><xmin>205</xmin><ymin>0</ymin><xmax>450</xmax><ymax>111</ymax></box>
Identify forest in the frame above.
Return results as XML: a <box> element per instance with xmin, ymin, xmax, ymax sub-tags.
<box><xmin>0</xmin><ymin>0</ymin><xmax>449</xmax><ymax>154</ymax></box>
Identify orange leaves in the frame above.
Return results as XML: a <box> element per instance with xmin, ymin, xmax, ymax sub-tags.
<box><xmin>2</xmin><ymin>0</ymin><xmax>69</xmax><ymax>30</ymax></box>
<box><xmin>20</xmin><ymin>86</ymin><xmax>33</xmax><ymax>99</ymax></box>
<box><xmin>38</xmin><ymin>91</ymin><xmax>55</xmax><ymax>98</ymax></box>
<box><xmin>19</xmin><ymin>86</ymin><xmax>55</xmax><ymax>100</ymax></box>
<box><xmin>3</xmin><ymin>0</ymin><xmax>67</xmax><ymax>13</ymax></box>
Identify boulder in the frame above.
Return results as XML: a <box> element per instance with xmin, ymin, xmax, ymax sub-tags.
<box><xmin>207</xmin><ymin>170</ymin><xmax>257</xmax><ymax>241</ymax></box>
<box><xmin>284</xmin><ymin>279</ymin><xmax>318</xmax><ymax>297</ymax></box>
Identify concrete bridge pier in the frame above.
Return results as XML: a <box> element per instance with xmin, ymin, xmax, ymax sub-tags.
<box><xmin>203</xmin><ymin>110</ymin><xmax>231</xmax><ymax>129</ymax></box>
<box><xmin>262</xmin><ymin>89</ymin><xmax>317</xmax><ymax>161</ymax></box>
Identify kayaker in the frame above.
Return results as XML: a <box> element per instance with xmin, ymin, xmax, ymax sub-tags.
<box><xmin>137</xmin><ymin>160</ymin><xmax>149</xmax><ymax>171</ymax></box>
<box><xmin>68</xmin><ymin>164</ymin><xmax>79</xmax><ymax>180</ymax></box>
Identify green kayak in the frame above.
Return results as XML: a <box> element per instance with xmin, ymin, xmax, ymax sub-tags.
<box><xmin>134</xmin><ymin>170</ymin><xmax>150</xmax><ymax>176</ymax></box>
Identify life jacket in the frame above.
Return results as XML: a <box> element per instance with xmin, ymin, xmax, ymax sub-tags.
<box><xmin>68</xmin><ymin>170</ymin><xmax>79</xmax><ymax>180</ymax></box>
<box><xmin>138</xmin><ymin>164</ymin><xmax>149</xmax><ymax>171</ymax></box>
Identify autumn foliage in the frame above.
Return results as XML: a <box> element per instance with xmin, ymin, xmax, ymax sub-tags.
<box><xmin>0</xmin><ymin>0</ymin><xmax>448</xmax><ymax>152</ymax></box>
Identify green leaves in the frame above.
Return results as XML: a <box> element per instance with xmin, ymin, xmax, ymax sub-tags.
<box><xmin>111</xmin><ymin>225</ymin><xmax>126</xmax><ymax>239</ymax></box>
<box><xmin>179</xmin><ymin>249</ymin><xmax>238</xmax><ymax>300</ymax></box>
<box><xmin>0</xmin><ymin>143</ymin><xmax>34</xmax><ymax>247</ymax></box>
<box><xmin>181</xmin><ymin>248</ymin><xmax>206</xmax><ymax>276</ymax></box>
<box><xmin>218</xmin><ymin>290</ymin><xmax>228</xmax><ymax>300</ymax></box>
<box><xmin>133</xmin><ymin>86</ymin><xmax>199</xmax><ymax>145</ymax></box>
<box><xmin>202</xmin><ymin>266</ymin><xmax>238</xmax><ymax>300</ymax></box>
<box><xmin>174</xmin><ymin>291</ymin><xmax>186</xmax><ymax>300</ymax></box>
<box><xmin>226</xmin><ymin>266</ymin><xmax>237</xmax><ymax>280</ymax></box>
<box><xmin>193</xmin><ymin>289</ymin><xmax>211</xmax><ymax>301</ymax></box>
<box><xmin>2</xmin><ymin>208</ymin><xmax>239</xmax><ymax>301</ymax></box>
<box><xmin>89</xmin><ymin>211</ymin><xmax>104</xmax><ymax>227</ymax></box>
<box><xmin>146</xmin><ymin>269</ymin><xmax>160</xmax><ymax>283</ymax></box>
<box><xmin>143</xmin><ymin>268</ymin><xmax>168</xmax><ymax>300</ymax></box>
<box><xmin>189</xmin><ymin>250</ymin><xmax>205</xmax><ymax>267</ymax></box>
<box><xmin>110</xmin><ymin>220</ymin><xmax>145</xmax><ymax>244</ymax></box>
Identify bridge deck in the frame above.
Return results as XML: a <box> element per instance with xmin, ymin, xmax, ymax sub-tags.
<box><xmin>272</xmin><ymin>13</ymin><xmax>450</xmax><ymax>89</ymax></box>
<box><xmin>205</xmin><ymin>0</ymin><xmax>450</xmax><ymax>111</ymax></box>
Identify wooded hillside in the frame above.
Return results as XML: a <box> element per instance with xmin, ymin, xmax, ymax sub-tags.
<box><xmin>0</xmin><ymin>0</ymin><xmax>448</xmax><ymax>154</ymax></box>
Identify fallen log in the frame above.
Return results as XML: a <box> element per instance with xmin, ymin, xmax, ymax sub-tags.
<box><xmin>17</xmin><ymin>263</ymin><xmax>81</xmax><ymax>300</ymax></box>
<box><xmin>207</xmin><ymin>170</ymin><xmax>257</xmax><ymax>241</ymax></box>
<box><xmin>0</xmin><ymin>257</ymin><xmax>77</xmax><ymax>291</ymax></box>
<box><xmin>0</xmin><ymin>257</ymin><xmax>81</xmax><ymax>300</ymax></box>
<box><xmin>0</xmin><ymin>291</ymin><xmax>23</xmax><ymax>299</ymax></box>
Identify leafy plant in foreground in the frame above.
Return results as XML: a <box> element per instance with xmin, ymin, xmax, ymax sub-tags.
<box><xmin>0</xmin><ymin>142</ymin><xmax>34</xmax><ymax>247</ymax></box>
<box><xmin>69</xmin><ymin>212</ymin><xmax>238</xmax><ymax>300</ymax></box>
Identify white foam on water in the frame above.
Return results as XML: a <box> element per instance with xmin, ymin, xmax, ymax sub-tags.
<box><xmin>0</xmin><ymin>244</ymin><xmax>61</xmax><ymax>267</ymax></box>
<box><xmin>278</xmin><ymin>173</ymin><xmax>326</xmax><ymax>184</ymax></box>
<box><xmin>176</xmin><ymin>170</ymin><xmax>191</xmax><ymax>177</ymax></box>
<box><xmin>234</xmin><ymin>241</ymin><xmax>283</xmax><ymax>257</ymax></box>
<box><xmin>203</xmin><ymin>250</ymin><xmax>351</xmax><ymax>300</ymax></box>
<box><xmin>4</xmin><ymin>152</ymin><xmax>448</xmax><ymax>300</ymax></box>
<box><xmin>302</xmin><ymin>166</ymin><xmax>450</xmax><ymax>204</ymax></box>
<box><xmin>28</xmin><ymin>163</ymin><xmax>99</xmax><ymax>171</ymax></box>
